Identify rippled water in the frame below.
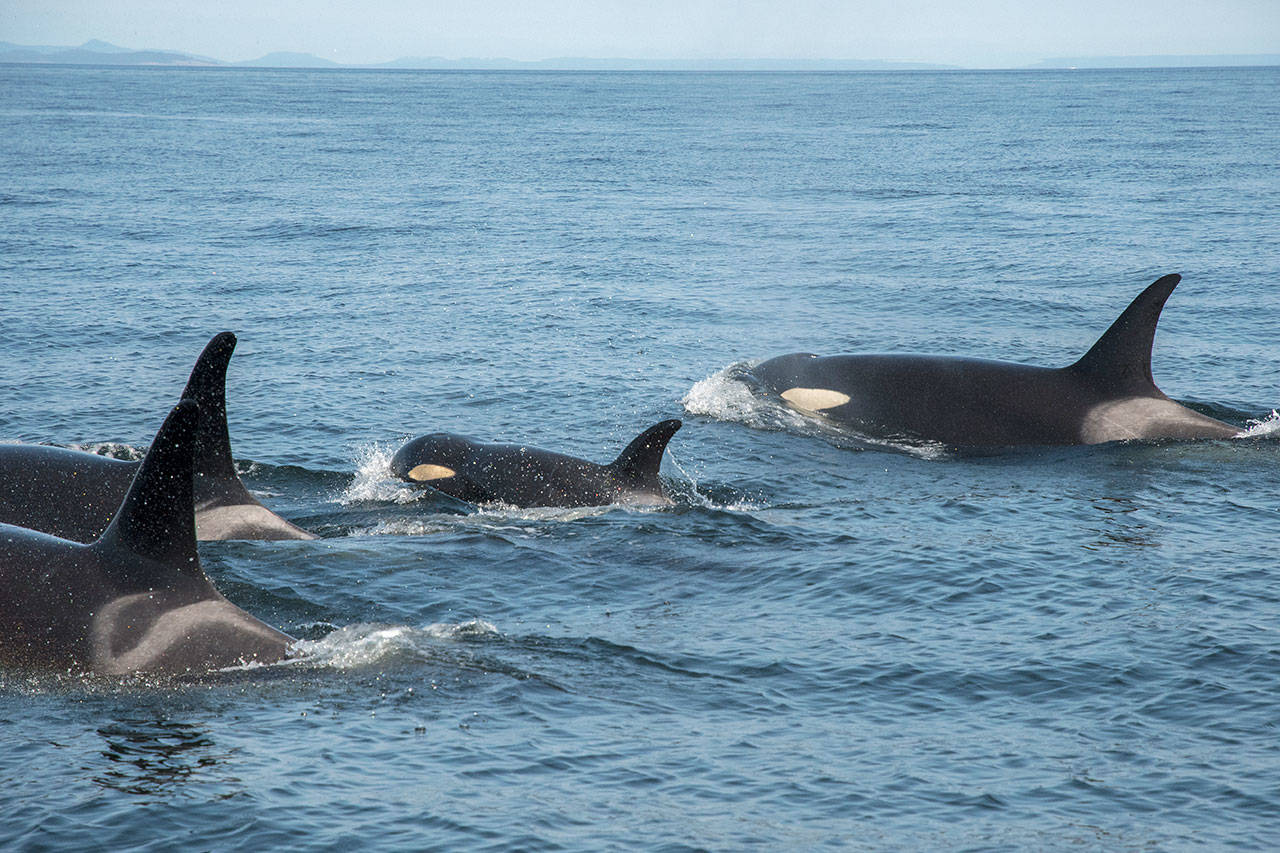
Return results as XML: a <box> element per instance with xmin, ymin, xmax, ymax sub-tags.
<box><xmin>2</xmin><ymin>65</ymin><xmax>1279</xmax><ymax>850</ymax></box>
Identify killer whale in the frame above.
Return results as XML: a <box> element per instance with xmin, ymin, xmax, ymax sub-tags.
<box><xmin>748</xmin><ymin>274</ymin><xmax>1243</xmax><ymax>448</ymax></box>
<box><xmin>0</xmin><ymin>332</ymin><xmax>316</xmax><ymax>541</ymax></box>
<box><xmin>389</xmin><ymin>420</ymin><xmax>683</xmax><ymax>508</ymax></box>
<box><xmin>0</xmin><ymin>400</ymin><xmax>295</xmax><ymax>675</ymax></box>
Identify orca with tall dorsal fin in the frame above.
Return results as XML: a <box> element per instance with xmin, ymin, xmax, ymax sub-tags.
<box><xmin>0</xmin><ymin>332</ymin><xmax>316</xmax><ymax>541</ymax></box>
<box><xmin>389</xmin><ymin>420</ymin><xmax>683</xmax><ymax>507</ymax></box>
<box><xmin>748</xmin><ymin>274</ymin><xmax>1243</xmax><ymax>448</ymax></box>
<box><xmin>0</xmin><ymin>400</ymin><xmax>295</xmax><ymax>674</ymax></box>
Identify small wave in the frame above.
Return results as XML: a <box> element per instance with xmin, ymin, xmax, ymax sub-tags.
<box><xmin>287</xmin><ymin>620</ymin><xmax>499</xmax><ymax>669</ymax></box>
<box><xmin>1239</xmin><ymin>410</ymin><xmax>1280</xmax><ymax>439</ymax></box>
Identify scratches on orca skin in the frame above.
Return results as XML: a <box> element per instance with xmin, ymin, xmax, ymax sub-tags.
<box><xmin>780</xmin><ymin>387</ymin><xmax>851</xmax><ymax>412</ymax></box>
<box><xmin>407</xmin><ymin>464</ymin><xmax>456</xmax><ymax>482</ymax></box>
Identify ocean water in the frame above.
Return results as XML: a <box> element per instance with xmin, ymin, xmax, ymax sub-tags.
<box><xmin>2</xmin><ymin>64</ymin><xmax>1279</xmax><ymax>850</ymax></box>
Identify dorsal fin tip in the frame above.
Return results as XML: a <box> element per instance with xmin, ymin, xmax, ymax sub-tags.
<box><xmin>183</xmin><ymin>332</ymin><xmax>237</xmax><ymax>404</ymax></box>
<box><xmin>1069</xmin><ymin>274</ymin><xmax>1182</xmax><ymax>394</ymax></box>
<box><xmin>181</xmin><ymin>332</ymin><xmax>255</xmax><ymax>507</ymax></box>
<box><xmin>609</xmin><ymin>419</ymin><xmax>682</xmax><ymax>485</ymax></box>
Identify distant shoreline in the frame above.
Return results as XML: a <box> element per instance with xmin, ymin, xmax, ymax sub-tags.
<box><xmin>5</xmin><ymin>60</ymin><xmax>1280</xmax><ymax>73</ymax></box>
<box><xmin>1</xmin><ymin>40</ymin><xmax>1278</xmax><ymax>71</ymax></box>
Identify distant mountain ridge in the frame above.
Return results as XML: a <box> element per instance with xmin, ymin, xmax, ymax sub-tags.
<box><xmin>375</xmin><ymin>56</ymin><xmax>955</xmax><ymax>71</ymax></box>
<box><xmin>1</xmin><ymin>39</ymin><xmax>1277</xmax><ymax>70</ymax></box>
<box><xmin>0</xmin><ymin>40</ymin><xmax>950</xmax><ymax>70</ymax></box>
<box><xmin>0</xmin><ymin>39</ymin><xmax>221</xmax><ymax>65</ymax></box>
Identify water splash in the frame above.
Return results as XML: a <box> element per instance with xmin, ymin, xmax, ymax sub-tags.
<box><xmin>336</xmin><ymin>441</ymin><xmax>427</xmax><ymax>505</ymax></box>
<box><xmin>287</xmin><ymin>620</ymin><xmax>498</xmax><ymax>669</ymax></box>
<box><xmin>663</xmin><ymin>449</ymin><xmax>765</xmax><ymax>513</ymax></box>
<box><xmin>63</xmin><ymin>441</ymin><xmax>146</xmax><ymax>461</ymax></box>
<box><xmin>1239</xmin><ymin>410</ymin><xmax>1280</xmax><ymax>439</ymax></box>
<box><xmin>681</xmin><ymin>361</ymin><xmax>807</xmax><ymax>430</ymax></box>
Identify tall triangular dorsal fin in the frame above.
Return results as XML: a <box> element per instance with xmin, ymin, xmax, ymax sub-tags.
<box><xmin>97</xmin><ymin>400</ymin><xmax>202</xmax><ymax>583</ymax></box>
<box><xmin>607</xmin><ymin>420</ymin><xmax>682</xmax><ymax>486</ymax></box>
<box><xmin>179</xmin><ymin>332</ymin><xmax>255</xmax><ymax>508</ymax></box>
<box><xmin>1068</xmin><ymin>274</ymin><xmax>1181</xmax><ymax>395</ymax></box>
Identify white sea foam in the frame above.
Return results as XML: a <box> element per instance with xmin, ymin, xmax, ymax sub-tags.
<box><xmin>288</xmin><ymin>620</ymin><xmax>498</xmax><ymax>669</ymax></box>
<box><xmin>1239</xmin><ymin>410</ymin><xmax>1280</xmax><ymax>439</ymax></box>
<box><xmin>469</xmin><ymin>503</ymin><xmax>613</xmax><ymax>523</ymax></box>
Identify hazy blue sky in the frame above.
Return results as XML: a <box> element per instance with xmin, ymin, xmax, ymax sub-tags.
<box><xmin>2</xmin><ymin>0</ymin><xmax>1277</xmax><ymax>67</ymax></box>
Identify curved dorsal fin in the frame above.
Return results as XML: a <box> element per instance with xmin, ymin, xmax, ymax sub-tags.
<box><xmin>1068</xmin><ymin>274</ymin><xmax>1180</xmax><ymax>395</ymax></box>
<box><xmin>97</xmin><ymin>400</ymin><xmax>202</xmax><ymax>584</ymax></box>
<box><xmin>607</xmin><ymin>420</ymin><xmax>682</xmax><ymax>487</ymax></box>
<box><xmin>180</xmin><ymin>332</ymin><xmax>255</xmax><ymax>508</ymax></box>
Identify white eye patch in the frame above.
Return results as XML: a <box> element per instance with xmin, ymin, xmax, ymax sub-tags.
<box><xmin>407</xmin><ymin>464</ymin><xmax>456</xmax><ymax>481</ymax></box>
<box><xmin>780</xmin><ymin>387</ymin><xmax>851</xmax><ymax>412</ymax></box>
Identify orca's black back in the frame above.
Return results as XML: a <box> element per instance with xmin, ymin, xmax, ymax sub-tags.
<box><xmin>0</xmin><ymin>445</ymin><xmax>138</xmax><ymax>542</ymax></box>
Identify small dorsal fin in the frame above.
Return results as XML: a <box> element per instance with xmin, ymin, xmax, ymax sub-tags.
<box><xmin>180</xmin><ymin>332</ymin><xmax>255</xmax><ymax>508</ymax></box>
<box><xmin>607</xmin><ymin>420</ymin><xmax>682</xmax><ymax>487</ymax></box>
<box><xmin>1068</xmin><ymin>274</ymin><xmax>1180</xmax><ymax>395</ymax></box>
<box><xmin>97</xmin><ymin>400</ymin><xmax>202</xmax><ymax>583</ymax></box>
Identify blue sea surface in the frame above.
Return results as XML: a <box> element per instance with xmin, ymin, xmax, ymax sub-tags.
<box><xmin>1</xmin><ymin>65</ymin><xmax>1279</xmax><ymax>850</ymax></box>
